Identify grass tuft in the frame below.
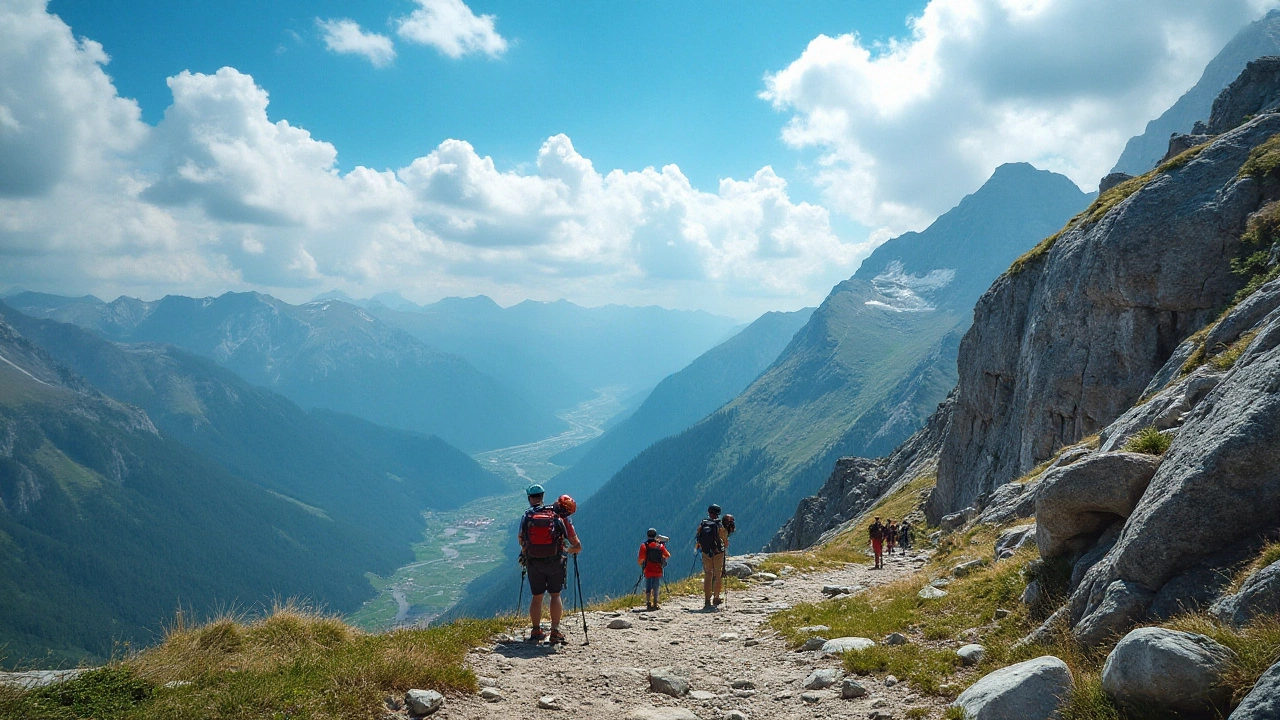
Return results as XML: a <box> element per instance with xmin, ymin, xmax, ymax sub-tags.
<box><xmin>1121</xmin><ymin>427</ymin><xmax>1172</xmax><ymax>456</ymax></box>
<box><xmin>1</xmin><ymin>604</ymin><xmax>509</xmax><ymax>720</ymax></box>
<box><xmin>1239</xmin><ymin>133</ymin><xmax>1280</xmax><ymax>181</ymax></box>
<box><xmin>1209</xmin><ymin>331</ymin><xmax>1258</xmax><ymax>371</ymax></box>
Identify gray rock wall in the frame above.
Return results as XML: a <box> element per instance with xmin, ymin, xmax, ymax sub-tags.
<box><xmin>930</xmin><ymin>113</ymin><xmax>1280</xmax><ymax>520</ymax></box>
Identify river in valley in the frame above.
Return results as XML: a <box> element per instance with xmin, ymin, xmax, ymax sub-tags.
<box><xmin>346</xmin><ymin>388</ymin><xmax>626</xmax><ymax>630</ymax></box>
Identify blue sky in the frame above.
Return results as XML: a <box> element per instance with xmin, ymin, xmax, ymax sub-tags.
<box><xmin>49</xmin><ymin>0</ymin><xmax>926</xmax><ymax>195</ymax></box>
<box><xmin>3</xmin><ymin>0</ymin><xmax>1276</xmax><ymax>318</ymax></box>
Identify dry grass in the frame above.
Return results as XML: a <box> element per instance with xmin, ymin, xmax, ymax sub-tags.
<box><xmin>1209</xmin><ymin>330</ymin><xmax>1258</xmax><ymax>371</ymax></box>
<box><xmin>1121</xmin><ymin>427</ymin><xmax>1171</xmax><ymax>455</ymax></box>
<box><xmin>1239</xmin><ymin>133</ymin><xmax>1280</xmax><ymax>180</ymax></box>
<box><xmin>0</xmin><ymin>603</ymin><xmax>508</xmax><ymax>720</ymax></box>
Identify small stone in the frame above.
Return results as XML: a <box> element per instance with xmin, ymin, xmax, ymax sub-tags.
<box><xmin>480</xmin><ymin>687</ymin><xmax>503</xmax><ymax>702</ymax></box>
<box><xmin>733</xmin><ymin>689</ymin><xmax>757</xmax><ymax>698</ymax></box>
<box><xmin>648</xmin><ymin>667</ymin><xmax>689</xmax><ymax>697</ymax></box>
<box><xmin>625</xmin><ymin>708</ymin><xmax>699</xmax><ymax>720</ymax></box>
<box><xmin>957</xmin><ymin>644</ymin><xmax>986</xmax><ymax>666</ymax></box>
<box><xmin>868</xmin><ymin>711</ymin><xmax>895</xmax><ymax>720</ymax></box>
<box><xmin>884</xmin><ymin>674</ymin><xmax>898</xmax><ymax>687</ymax></box>
<box><xmin>841</xmin><ymin>678</ymin><xmax>868</xmax><ymax>699</ymax></box>
<box><xmin>937</xmin><ymin>683</ymin><xmax>957</xmax><ymax>695</ymax></box>
<box><xmin>994</xmin><ymin>608</ymin><xmax>1011</xmax><ymax>620</ymax></box>
<box><xmin>405</xmin><ymin>689</ymin><xmax>445</xmax><ymax>716</ymax></box>
<box><xmin>930</xmin><ymin>577</ymin><xmax>952</xmax><ymax>587</ymax></box>
<box><xmin>744</xmin><ymin>639</ymin><xmax>760</xmax><ymax>647</ymax></box>
<box><xmin>753</xmin><ymin>572</ymin><xmax>779</xmax><ymax>581</ymax></box>
<box><xmin>493</xmin><ymin>633</ymin><xmax>516</xmax><ymax>644</ymax></box>
<box><xmin>821</xmin><ymin>637</ymin><xmax>876</xmax><ymax>656</ymax></box>
<box><xmin>871</xmin><ymin>698</ymin><xmax>887</xmax><ymax>708</ymax></box>
<box><xmin>918</xmin><ymin>586</ymin><xmax>948</xmax><ymax>599</ymax></box>
<box><xmin>608</xmin><ymin>619</ymin><xmax>633</xmax><ymax>629</ymax></box>
<box><xmin>476</xmin><ymin>676</ymin><xmax>497</xmax><ymax>687</ymax></box>
<box><xmin>800</xmin><ymin>637</ymin><xmax>828</xmax><ymax>651</ymax></box>
<box><xmin>537</xmin><ymin>695</ymin><xmax>562</xmax><ymax>710</ymax></box>
<box><xmin>718</xmin><ymin>633</ymin><xmax>740</xmax><ymax>642</ymax></box>
<box><xmin>803</xmin><ymin>668</ymin><xmax>843</xmax><ymax>690</ymax></box>
<box><xmin>797</xmin><ymin>625</ymin><xmax>831</xmax><ymax>633</ymax></box>
<box><xmin>730</xmin><ymin>679</ymin><xmax>756</xmax><ymax>689</ymax></box>
<box><xmin>801</xmin><ymin>692</ymin><xmax>822</xmax><ymax>703</ymax></box>
<box><xmin>773</xmin><ymin>692</ymin><xmax>793</xmax><ymax>701</ymax></box>
<box><xmin>883</xmin><ymin>632</ymin><xmax>908</xmax><ymax>646</ymax></box>
<box><xmin>953</xmin><ymin>559</ymin><xmax>986</xmax><ymax>577</ymax></box>
<box><xmin>689</xmin><ymin>690</ymin><xmax>717</xmax><ymax>701</ymax></box>
<box><xmin>724</xmin><ymin>711</ymin><xmax>749</xmax><ymax>720</ymax></box>
<box><xmin>771</xmin><ymin>580</ymin><xmax>786</xmax><ymax>587</ymax></box>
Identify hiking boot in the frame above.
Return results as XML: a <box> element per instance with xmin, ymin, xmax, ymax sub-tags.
<box><xmin>712</xmin><ymin>597</ymin><xmax>722</xmax><ymax>606</ymax></box>
<box><xmin>528</xmin><ymin>628</ymin><xmax>546</xmax><ymax>643</ymax></box>
<box><xmin>548</xmin><ymin>629</ymin><xmax>566</xmax><ymax>645</ymax></box>
<box><xmin>703</xmin><ymin>602</ymin><xmax>713</xmax><ymax>611</ymax></box>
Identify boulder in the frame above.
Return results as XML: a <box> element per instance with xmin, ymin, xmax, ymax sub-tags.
<box><xmin>994</xmin><ymin>523</ymin><xmax>1037</xmax><ymax>560</ymax></box>
<box><xmin>952</xmin><ymin>656</ymin><xmax>1073</xmax><ymax>720</ymax></box>
<box><xmin>800</xmin><ymin>636</ymin><xmax>827</xmax><ymax>651</ymax></box>
<box><xmin>648</xmin><ymin>667</ymin><xmax>689</xmax><ymax>697</ymax></box>
<box><xmin>626</xmin><ymin>708</ymin><xmax>699</xmax><ymax>720</ymax></box>
<box><xmin>1034</xmin><ymin>452</ymin><xmax>1161</xmax><ymax>558</ymax></box>
<box><xmin>841</xmin><ymin>678</ymin><xmax>868</xmax><ymax>698</ymax></box>
<box><xmin>1070</xmin><ymin>306</ymin><xmax>1280</xmax><ymax>641</ymax></box>
<box><xmin>884</xmin><ymin>632</ymin><xmax>908</xmax><ymax>646</ymax></box>
<box><xmin>1229</xmin><ymin>659</ymin><xmax>1280</xmax><ymax>720</ymax></box>
<box><xmin>1101</xmin><ymin>627</ymin><xmax>1235</xmax><ymax>717</ymax></box>
<box><xmin>958</xmin><ymin>644</ymin><xmax>986</xmax><ymax>666</ymax></box>
<box><xmin>918</xmin><ymin>586</ymin><xmax>948</xmax><ymax>599</ymax></box>
<box><xmin>822</xmin><ymin>585</ymin><xmax>856</xmax><ymax>597</ymax></box>
<box><xmin>1211</xmin><ymin>558</ymin><xmax>1280</xmax><ymax>628</ymax></box>
<box><xmin>954</xmin><ymin>559</ymin><xmax>986</xmax><ymax>577</ymax></box>
<box><xmin>941</xmin><ymin>507</ymin><xmax>978</xmax><ymax>532</ymax></box>
<box><xmin>1099</xmin><ymin>172</ymin><xmax>1135</xmax><ymax>193</ymax></box>
<box><xmin>723</xmin><ymin>561</ymin><xmax>754</xmax><ymax>579</ymax></box>
<box><xmin>1021</xmin><ymin>581</ymin><xmax>1041</xmax><ymax>607</ymax></box>
<box><xmin>608</xmin><ymin>618</ymin><xmax>633</xmax><ymax>629</ymax></box>
<box><xmin>821</xmin><ymin>637</ymin><xmax>876</xmax><ymax>656</ymax></box>
<box><xmin>1072</xmin><ymin>579</ymin><xmax>1154</xmax><ymax>646</ymax></box>
<box><xmin>537</xmin><ymin>695</ymin><xmax>562</xmax><ymax>710</ymax></box>
<box><xmin>405</xmin><ymin>689</ymin><xmax>444</xmax><ymax>716</ymax></box>
<box><xmin>803</xmin><ymin>668</ymin><xmax>843</xmax><ymax>690</ymax></box>
<box><xmin>977</xmin><ymin>483</ymin><xmax>1038</xmax><ymax>525</ymax></box>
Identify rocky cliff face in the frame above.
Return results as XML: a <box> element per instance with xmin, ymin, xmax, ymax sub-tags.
<box><xmin>929</xmin><ymin>110</ymin><xmax>1280</xmax><ymax>519</ymax></box>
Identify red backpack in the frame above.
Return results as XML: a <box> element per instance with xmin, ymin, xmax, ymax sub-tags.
<box><xmin>522</xmin><ymin>505</ymin><xmax>566</xmax><ymax>559</ymax></box>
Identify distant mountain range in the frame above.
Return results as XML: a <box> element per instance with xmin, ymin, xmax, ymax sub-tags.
<box><xmin>451</xmin><ymin>162</ymin><xmax>1092</xmax><ymax>613</ymax></box>
<box><xmin>349</xmin><ymin>295</ymin><xmax>742</xmax><ymax>416</ymax></box>
<box><xmin>2</xmin><ymin>292</ymin><xmax>561</xmax><ymax>452</ymax></box>
<box><xmin>546</xmin><ymin>307</ymin><xmax>815</xmax><ymax>500</ymax></box>
<box><xmin>1111</xmin><ymin>9</ymin><xmax>1280</xmax><ymax>175</ymax></box>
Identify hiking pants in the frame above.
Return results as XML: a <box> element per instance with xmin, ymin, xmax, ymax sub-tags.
<box><xmin>702</xmin><ymin>553</ymin><xmax>723</xmax><ymax>600</ymax></box>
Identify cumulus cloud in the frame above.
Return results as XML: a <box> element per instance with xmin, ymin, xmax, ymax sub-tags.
<box><xmin>316</xmin><ymin>18</ymin><xmax>395</xmax><ymax>67</ymax></box>
<box><xmin>396</xmin><ymin>0</ymin><xmax>507</xmax><ymax>59</ymax></box>
<box><xmin>764</xmin><ymin>0</ymin><xmax>1280</xmax><ymax>237</ymax></box>
<box><xmin>0</xmin><ymin>2</ymin><xmax>857</xmax><ymax>316</ymax></box>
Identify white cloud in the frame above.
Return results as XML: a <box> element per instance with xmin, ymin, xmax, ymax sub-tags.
<box><xmin>0</xmin><ymin>3</ymin><xmax>858</xmax><ymax>316</ymax></box>
<box><xmin>396</xmin><ymin>0</ymin><xmax>507</xmax><ymax>59</ymax></box>
<box><xmin>764</xmin><ymin>0</ymin><xmax>1280</xmax><ymax>237</ymax></box>
<box><xmin>316</xmin><ymin>18</ymin><xmax>395</xmax><ymax>68</ymax></box>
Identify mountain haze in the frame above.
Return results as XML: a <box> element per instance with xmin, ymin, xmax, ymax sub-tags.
<box><xmin>1111</xmin><ymin>9</ymin><xmax>1280</xmax><ymax>175</ymax></box>
<box><xmin>4</xmin><ymin>292</ymin><xmax>560</xmax><ymax>452</ymax></box>
<box><xmin>546</xmin><ymin>307</ymin><xmax>815</xmax><ymax>499</ymax></box>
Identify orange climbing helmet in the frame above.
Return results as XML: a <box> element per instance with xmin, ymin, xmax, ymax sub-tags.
<box><xmin>555</xmin><ymin>494</ymin><xmax>577</xmax><ymax>516</ymax></box>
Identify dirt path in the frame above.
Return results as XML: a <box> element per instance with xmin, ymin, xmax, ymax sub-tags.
<box><xmin>427</xmin><ymin>549</ymin><xmax>947</xmax><ymax>720</ymax></box>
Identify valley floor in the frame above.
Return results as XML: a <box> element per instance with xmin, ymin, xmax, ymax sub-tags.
<box><xmin>435</xmin><ymin>551</ymin><xmax>944</xmax><ymax>720</ymax></box>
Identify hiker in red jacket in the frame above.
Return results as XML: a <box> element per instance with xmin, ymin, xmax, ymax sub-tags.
<box><xmin>519</xmin><ymin>485</ymin><xmax>581</xmax><ymax>644</ymax></box>
<box><xmin>869</xmin><ymin>517</ymin><xmax>886</xmax><ymax>569</ymax></box>
<box><xmin>638</xmin><ymin>528</ymin><xmax>671</xmax><ymax>610</ymax></box>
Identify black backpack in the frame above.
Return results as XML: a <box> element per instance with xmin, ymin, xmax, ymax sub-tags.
<box><xmin>697</xmin><ymin>518</ymin><xmax>724</xmax><ymax>555</ymax></box>
<box><xmin>644</xmin><ymin>541</ymin><xmax>666</xmax><ymax>567</ymax></box>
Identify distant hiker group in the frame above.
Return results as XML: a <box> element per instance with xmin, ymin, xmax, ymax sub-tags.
<box><xmin>868</xmin><ymin>516</ymin><xmax>912</xmax><ymax>569</ymax></box>
<box><xmin>516</xmin><ymin>486</ymin><xmax>736</xmax><ymax>644</ymax></box>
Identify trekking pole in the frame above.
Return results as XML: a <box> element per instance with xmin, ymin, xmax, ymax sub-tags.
<box><xmin>630</xmin><ymin>571</ymin><xmax>644</xmax><ymax>597</ymax></box>
<box><xmin>721</xmin><ymin>552</ymin><xmax>728</xmax><ymax>608</ymax></box>
<box><xmin>573</xmin><ymin>554</ymin><xmax>589</xmax><ymax>646</ymax></box>
<box><xmin>517</xmin><ymin>567</ymin><xmax>526</xmax><ymax>616</ymax></box>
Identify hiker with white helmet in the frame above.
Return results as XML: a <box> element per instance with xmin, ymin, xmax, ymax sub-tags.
<box><xmin>638</xmin><ymin>528</ymin><xmax>671</xmax><ymax>610</ymax></box>
<box><xmin>519</xmin><ymin>484</ymin><xmax>581</xmax><ymax>644</ymax></box>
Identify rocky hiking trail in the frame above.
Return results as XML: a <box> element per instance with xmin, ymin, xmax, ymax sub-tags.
<box><xmin>416</xmin><ymin>550</ymin><xmax>944</xmax><ymax>720</ymax></box>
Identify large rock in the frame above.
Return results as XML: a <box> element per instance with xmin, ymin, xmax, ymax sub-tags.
<box><xmin>723</xmin><ymin>561</ymin><xmax>754</xmax><ymax>579</ymax></box>
<box><xmin>995</xmin><ymin>524</ymin><xmax>1037</xmax><ymax>559</ymax></box>
<box><xmin>952</xmin><ymin>656</ymin><xmax>1073</xmax><ymax>720</ymax></box>
<box><xmin>648</xmin><ymin>667</ymin><xmax>689</xmax><ymax>697</ymax></box>
<box><xmin>1072</xmin><ymin>579</ymin><xmax>1154</xmax><ymax>646</ymax></box>
<box><xmin>405</xmin><ymin>689</ymin><xmax>444</xmax><ymax>716</ymax></box>
<box><xmin>1212</xmin><ymin>558</ymin><xmax>1280</xmax><ymax>627</ymax></box>
<box><xmin>1202</xmin><ymin>56</ymin><xmax>1280</xmax><ymax>134</ymax></box>
<box><xmin>1034</xmin><ymin>452</ymin><xmax>1161</xmax><ymax>558</ymax></box>
<box><xmin>929</xmin><ymin>110</ymin><xmax>1280</xmax><ymax>520</ymax></box>
<box><xmin>821</xmin><ymin>637</ymin><xmax>875</xmax><ymax>656</ymax></box>
<box><xmin>1101</xmin><ymin>627</ymin><xmax>1235</xmax><ymax>717</ymax></box>
<box><xmin>1071</xmin><ymin>301</ymin><xmax>1280</xmax><ymax>641</ymax></box>
<box><xmin>1229</xmin><ymin>659</ymin><xmax>1280</xmax><ymax>720</ymax></box>
<box><xmin>803</xmin><ymin>668</ymin><xmax>843</xmax><ymax>690</ymax></box>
